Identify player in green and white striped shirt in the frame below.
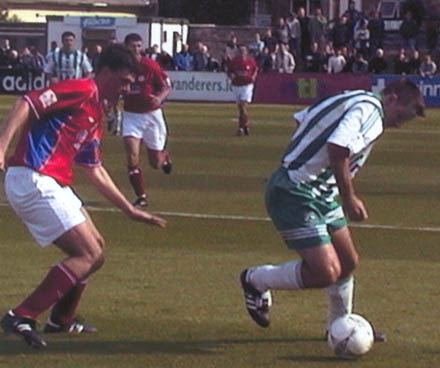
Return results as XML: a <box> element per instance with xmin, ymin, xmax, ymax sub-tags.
<box><xmin>240</xmin><ymin>79</ymin><xmax>425</xmax><ymax>341</ymax></box>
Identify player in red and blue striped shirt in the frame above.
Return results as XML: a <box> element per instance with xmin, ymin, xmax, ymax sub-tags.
<box><xmin>0</xmin><ymin>44</ymin><xmax>166</xmax><ymax>349</ymax></box>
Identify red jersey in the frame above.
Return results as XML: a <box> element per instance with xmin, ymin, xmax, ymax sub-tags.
<box><xmin>8</xmin><ymin>78</ymin><xmax>104</xmax><ymax>186</ymax></box>
<box><xmin>227</xmin><ymin>56</ymin><xmax>258</xmax><ymax>86</ymax></box>
<box><xmin>123</xmin><ymin>57</ymin><xmax>169</xmax><ymax>113</ymax></box>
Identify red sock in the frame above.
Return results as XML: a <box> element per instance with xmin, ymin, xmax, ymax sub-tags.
<box><xmin>49</xmin><ymin>279</ymin><xmax>88</xmax><ymax>325</ymax></box>
<box><xmin>128</xmin><ymin>166</ymin><xmax>146</xmax><ymax>198</ymax></box>
<box><xmin>14</xmin><ymin>263</ymin><xmax>78</xmax><ymax>319</ymax></box>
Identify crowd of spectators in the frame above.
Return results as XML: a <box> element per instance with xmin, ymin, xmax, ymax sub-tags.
<box><xmin>0</xmin><ymin>1</ymin><xmax>437</xmax><ymax>78</ymax></box>
<box><xmin>167</xmin><ymin>1</ymin><xmax>438</xmax><ymax>77</ymax></box>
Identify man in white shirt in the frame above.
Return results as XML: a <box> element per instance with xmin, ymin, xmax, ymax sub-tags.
<box><xmin>327</xmin><ymin>48</ymin><xmax>346</xmax><ymax>73</ymax></box>
<box><xmin>45</xmin><ymin>31</ymin><xmax>93</xmax><ymax>84</ymax></box>
<box><xmin>239</xmin><ymin>79</ymin><xmax>425</xmax><ymax>344</ymax></box>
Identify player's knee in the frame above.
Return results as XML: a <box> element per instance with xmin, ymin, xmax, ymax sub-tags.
<box><xmin>127</xmin><ymin>153</ymin><xmax>140</xmax><ymax>167</ymax></box>
<box><xmin>317</xmin><ymin>263</ymin><xmax>342</xmax><ymax>287</ymax></box>
<box><xmin>85</xmin><ymin>237</ymin><xmax>106</xmax><ymax>271</ymax></box>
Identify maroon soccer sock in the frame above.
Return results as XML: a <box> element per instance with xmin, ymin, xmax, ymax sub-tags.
<box><xmin>49</xmin><ymin>279</ymin><xmax>88</xmax><ymax>325</ymax></box>
<box><xmin>128</xmin><ymin>166</ymin><xmax>147</xmax><ymax>198</ymax></box>
<box><xmin>14</xmin><ymin>263</ymin><xmax>78</xmax><ymax>320</ymax></box>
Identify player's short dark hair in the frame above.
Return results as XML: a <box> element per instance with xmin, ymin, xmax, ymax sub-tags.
<box><xmin>382</xmin><ymin>78</ymin><xmax>425</xmax><ymax>117</ymax></box>
<box><xmin>61</xmin><ymin>31</ymin><xmax>76</xmax><ymax>40</ymax></box>
<box><xmin>97</xmin><ymin>43</ymin><xmax>139</xmax><ymax>74</ymax></box>
<box><xmin>124</xmin><ymin>33</ymin><xmax>142</xmax><ymax>45</ymax></box>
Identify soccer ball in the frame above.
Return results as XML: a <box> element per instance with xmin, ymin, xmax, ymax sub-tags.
<box><xmin>327</xmin><ymin>314</ymin><xmax>374</xmax><ymax>359</ymax></box>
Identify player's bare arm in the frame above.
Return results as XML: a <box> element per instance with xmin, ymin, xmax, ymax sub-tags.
<box><xmin>328</xmin><ymin>142</ymin><xmax>368</xmax><ymax>222</ymax></box>
<box><xmin>82</xmin><ymin>165</ymin><xmax>167</xmax><ymax>227</ymax></box>
<box><xmin>0</xmin><ymin>98</ymin><xmax>31</xmax><ymax>170</ymax></box>
<box><xmin>149</xmin><ymin>80</ymin><xmax>172</xmax><ymax>105</ymax></box>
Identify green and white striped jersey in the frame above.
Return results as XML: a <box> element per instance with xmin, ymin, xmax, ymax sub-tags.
<box><xmin>282</xmin><ymin>90</ymin><xmax>384</xmax><ymax>201</ymax></box>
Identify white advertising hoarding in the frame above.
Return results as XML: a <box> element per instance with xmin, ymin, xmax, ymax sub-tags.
<box><xmin>168</xmin><ymin>71</ymin><xmax>235</xmax><ymax>102</ymax></box>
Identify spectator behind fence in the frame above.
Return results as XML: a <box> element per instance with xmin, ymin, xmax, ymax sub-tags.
<box><xmin>147</xmin><ymin>44</ymin><xmax>160</xmax><ymax>60</ymax></box>
<box><xmin>368</xmin><ymin>10</ymin><xmax>385</xmax><ymax>54</ymax></box>
<box><xmin>304</xmin><ymin>41</ymin><xmax>324</xmax><ymax>72</ymax></box>
<box><xmin>399</xmin><ymin>11</ymin><xmax>419</xmax><ymax>51</ymax></box>
<box><xmin>275</xmin><ymin>43</ymin><xmax>295</xmax><ymax>73</ymax></box>
<box><xmin>343</xmin><ymin>0</ymin><xmax>361</xmax><ymax>38</ymax></box>
<box><xmin>409</xmin><ymin>49</ymin><xmax>421</xmax><ymax>74</ymax></box>
<box><xmin>174</xmin><ymin>43</ymin><xmax>194</xmax><ymax>71</ymax></box>
<box><xmin>308</xmin><ymin>8</ymin><xmax>327</xmax><ymax>52</ymax></box>
<box><xmin>90</xmin><ymin>44</ymin><xmax>102</xmax><ymax>73</ymax></box>
<box><xmin>354</xmin><ymin>19</ymin><xmax>370</xmax><ymax>57</ymax></box>
<box><xmin>394</xmin><ymin>48</ymin><xmax>412</xmax><ymax>75</ymax></box>
<box><xmin>351</xmin><ymin>52</ymin><xmax>369</xmax><ymax>73</ymax></box>
<box><xmin>327</xmin><ymin>48</ymin><xmax>346</xmax><ymax>74</ymax></box>
<box><xmin>286</xmin><ymin>12</ymin><xmax>301</xmax><ymax>60</ymax></box>
<box><xmin>342</xmin><ymin>46</ymin><xmax>356</xmax><ymax>73</ymax></box>
<box><xmin>298</xmin><ymin>7</ymin><xmax>311</xmax><ymax>58</ymax></box>
<box><xmin>419</xmin><ymin>54</ymin><xmax>437</xmax><ymax>77</ymax></box>
<box><xmin>331</xmin><ymin>16</ymin><xmax>351</xmax><ymax>49</ymax></box>
<box><xmin>257</xmin><ymin>46</ymin><xmax>275</xmax><ymax>73</ymax></box>
<box><xmin>0</xmin><ymin>38</ymin><xmax>11</xmax><ymax>67</ymax></box>
<box><xmin>248</xmin><ymin>32</ymin><xmax>265</xmax><ymax>59</ymax></box>
<box><xmin>222</xmin><ymin>34</ymin><xmax>239</xmax><ymax>70</ymax></box>
<box><xmin>19</xmin><ymin>47</ymin><xmax>33</xmax><ymax>69</ymax></box>
<box><xmin>322</xmin><ymin>42</ymin><xmax>335</xmax><ymax>73</ymax></box>
<box><xmin>274</xmin><ymin>17</ymin><xmax>289</xmax><ymax>46</ymax></box>
<box><xmin>193</xmin><ymin>44</ymin><xmax>211</xmax><ymax>71</ymax></box>
<box><xmin>368</xmin><ymin>48</ymin><xmax>388</xmax><ymax>74</ymax></box>
<box><xmin>29</xmin><ymin>46</ymin><xmax>45</xmax><ymax>73</ymax></box>
<box><xmin>263</xmin><ymin>28</ymin><xmax>278</xmax><ymax>53</ymax></box>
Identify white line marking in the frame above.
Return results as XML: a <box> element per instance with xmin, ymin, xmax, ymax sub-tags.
<box><xmin>86</xmin><ymin>206</ymin><xmax>440</xmax><ymax>233</ymax></box>
<box><xmin>1</xmin><ymin>202</ymin><xmax>439</xmax><ymax>233</ymax></box>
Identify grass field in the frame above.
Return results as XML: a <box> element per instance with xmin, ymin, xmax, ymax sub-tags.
<box><xmin>0</xmin><ymin>96</ymin><xmax>439</xmax><ymax>367</ymax></box>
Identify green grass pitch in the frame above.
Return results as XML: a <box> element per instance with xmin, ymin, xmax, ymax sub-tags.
<box><xmin>0</xmin><ymin>96</ymin><xmax>439</xmax><ymax>367</ymax></box>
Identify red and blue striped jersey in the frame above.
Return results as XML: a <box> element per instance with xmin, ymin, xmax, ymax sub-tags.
<box><xmin>8</xmin><ymin>78</ymin><xmax>104</xmax><ymax>186</ymax></box>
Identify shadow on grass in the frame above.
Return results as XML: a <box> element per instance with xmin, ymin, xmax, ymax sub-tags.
<box><xmin>0</xmin><ymin>335</ymin><xmax>324</xmax><ymax>357</ymax></box>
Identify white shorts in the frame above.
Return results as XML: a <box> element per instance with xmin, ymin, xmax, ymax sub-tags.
<box><xmin>4</xmin><ymin>167</ymin><xmax>86</xmax><ymax>247</ymax></box>
<box><xmin>232</xmin><ymin>84</ymin><xmax>254</xmax><ymax>103</ymax></box>
<box><xmin>122</xmin><ymin>109</ymin><xmax>168</xmax><ymax>151</ymax></box>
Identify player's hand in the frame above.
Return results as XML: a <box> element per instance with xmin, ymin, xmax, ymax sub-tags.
<box><xmin>343</xmin><ymin>195</ymin><xmax>368</xmax><ymax>222</ymax></box>
<box><xmin>148</xmin><ymin>94</ymin><xmax>161</xmax><ymax>106</ymax></box>
<box><xmin>128</xmin><ymin>206</ymin><xmax>167</xmax><ymax>228</ymax></box>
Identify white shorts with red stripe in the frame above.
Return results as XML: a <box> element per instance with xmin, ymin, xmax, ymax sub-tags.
<box><xmin>122</xmin><ymin>109</ymin><xmax>168</xmax><ymax>151</ymax></box>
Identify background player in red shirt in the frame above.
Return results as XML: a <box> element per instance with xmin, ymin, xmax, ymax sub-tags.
<box><xmin>123</xmin><ymin>33</ymin><xmax>172</xmax><ymax>207</ymax></box>
<box><xmin>0</xmin><ymin>44</ymin><xmax>166</xmax><ymax>349</ymax></box>
<box><xmin>227</xmin><ymin>45</ymin><xmax>259</xmax><ymax>136</ymax></box>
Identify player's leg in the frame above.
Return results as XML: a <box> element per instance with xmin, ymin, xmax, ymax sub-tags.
<box><xmin>122</xmin><ymin>111</ymin><xmax>148</xmax><ymax>206</ymax></box>
<box><xmin>123</xmin><ymin>136</ymin><xmax>148</xmax><ymax>206</ymax></box>
<box><xmin>328</xmin><ymin>226</ymin><xmax>386</xmax><ymax>342</ymax></box>
<box><xmin>324</xmin><ymin>226</ymin><xmax>357</xmax><ymax>330</ymax></box>
<box><xmin>232</xmin><ymin>86</ymin><xmax>244</xmax><ymax>136</ymax></box>
<box><xmin>239</xmin><ymin>84</ymin><xmax>253</xmax><ymax>135</ymax></box>
<box><xmin>240</xmin><ymin>167</ymin><xmax>343</xmax><ymax>327</ymax></box>
<box><xmin>1</xmin><ymin>169</ymin><xmax>100</xmax><ymax>346</ymax></box>
<box><xmin>238</xmin><ymin>101</ymin><xmax>249</xmax><ymax>131</ymax></box>
<box><xmin>144</xmin><ymin>108</ymin><xmax>172</xmax><ymax>174</ymax></box>
<box><xmin>45</xmin><ymin>208</ymin><xmax>102</xmax><ymax>333</ymax></box>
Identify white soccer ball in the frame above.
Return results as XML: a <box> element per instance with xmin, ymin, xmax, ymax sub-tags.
<box><xmin>327</xmin><ymin>314</ymin><xmax>374</xmax><ymax>359</ymax></box>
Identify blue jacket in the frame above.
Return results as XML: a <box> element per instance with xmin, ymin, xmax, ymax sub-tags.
<box><xmin>174</xmin><ymin>51</ymin><xmax>194</xmax><ymax>71</ymax></box>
